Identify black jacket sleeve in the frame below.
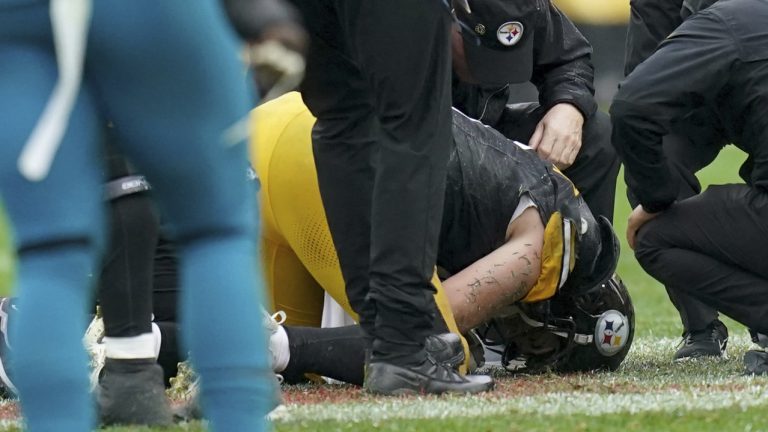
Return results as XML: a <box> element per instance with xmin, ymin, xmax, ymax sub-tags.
<box><xmin>221</xmin><ymin>0</ymin><xmax>301</xmax><ymax>41</ymax></box>
<box><xmin>610</xmin><ymin>9</ymin><xmax>736</xmax><ymax>212</ymax></box>
<box><xmin>530</xmin><ymin>2</ymin><xmax>596</xmax><ymax>119</ymax></box>
<box><xmin>623</xmin><ymin>0</ymin><xmax>684</xmax><ymax>76</ymax></box>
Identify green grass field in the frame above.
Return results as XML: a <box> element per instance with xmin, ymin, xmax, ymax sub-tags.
<box><xmin>1</xmin><ymin>146</ymin><xmax>766</xmax><ymax>431</ymax></box>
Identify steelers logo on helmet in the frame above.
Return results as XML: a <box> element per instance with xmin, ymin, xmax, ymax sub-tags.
<box><xmin>594</xmin><ymin>309</ymin><xmax>630</xmax><ymax>356</ymax></box>
<box><xmin>497</xmin><ymin>21</ymin><xmax>524</xmax><ymax>46</ymax></box>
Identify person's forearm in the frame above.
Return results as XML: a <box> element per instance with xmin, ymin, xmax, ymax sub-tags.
<box><xmin>610</xmin><ymin>100</ymin><xmax>677</xmax><ymax>212</ymax></box>
<box><xmin>443</xmin><ymin>208</ymin><xmax>543</xmax><ymax>333</ymax></box>
<box><xmin>534</xmin><ymin>62</ymin><xmax>596</xmax><ymax>119</ymax></box>
<box><xmin>533</xmin><ymin>3</ymin><xmax>596</xmax><ymax>118</ymax></box>
<box><xmin>614</xmin><ymin>7</ymin><xmax>737</xmax><ymax>210</ymax></box>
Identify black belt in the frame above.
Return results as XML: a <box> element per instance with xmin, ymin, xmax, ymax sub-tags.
<box><xmin>104</xmin><ymin>175</ymin><xmax>151</xmax><ymax>201</ymax></box>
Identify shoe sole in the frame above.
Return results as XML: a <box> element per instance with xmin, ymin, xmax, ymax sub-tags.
<box><xmin>366</xmin><ymin>381</ymin><xmax>494</xmax><ymax>396</ymax></box>
<box><xmin>674</xmin><ymin>338</ymin><xmax>728</xmax><ymax>363</ymax></box>
<box><xmin>365</xmin><ymin>364</ymin><xmax>494</xmax><ymax>396</ymax></box>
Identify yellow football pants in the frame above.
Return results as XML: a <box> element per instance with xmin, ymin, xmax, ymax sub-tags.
<box><xmin>249</xmin><ymin>93</ymin><xmax>466</xmax><ymax>367</ymax></box>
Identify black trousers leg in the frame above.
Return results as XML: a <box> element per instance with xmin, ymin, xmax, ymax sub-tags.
<box><xmin>495</xmin><ymin>103</ymin><xmax>619</xmax><ymax>221</ymax></box>
<box><xmin>152</xmin><ymin>243</ymin><xmax>183</xmax><ymax>384</ymax></box>
<box><xmin>99</xmin><ymin>191</ymin><xmax>159</xmax><ymax>337</ymax></box>
<box><xmin>359</xmin><ymin>2</ymin><xmax>453</xmax><ymax>362</ymax></box>
<box><xmin>295</xmin><ymin>0</ymin><xmax>453</xmax><ymax>362</ymax></box>
<box><xmin>296</xmin><ymin>0</ymin><xmax>378</xmax><ymax>339</ymax></box>
<box><xmin>635</xmin><ymin>185</ymin><xmax>768</xmax><ymax>335</ymax></box>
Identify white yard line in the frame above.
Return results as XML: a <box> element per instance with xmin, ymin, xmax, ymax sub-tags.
<box><xmin>275</xmin><ymin>333</ymin><xmax>768</xmax><ymax>424</ymax></box>
<box><xmin>274</xmin><ymin>386</ymin><xmax>768</xmax><ymax>423</ymax></box>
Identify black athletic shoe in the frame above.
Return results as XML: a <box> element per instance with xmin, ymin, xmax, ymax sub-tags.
<box><xmin>97</xmin><ymin>358</ymin><xmax>173</xmax><ymax>427</ymax></box>
<box><xmin>744</xmin><ymin>350</ymin><xmax>768</xmax><ymax>375</ymax></box>
<box><xmin>674</xmin><ymin>320</ymin><xmax>728</xmax><ymax>361</ymax></box>
<box><xmin>425</xmin><ymin>333</ymin><xmax>465</xmax><ymax>369</ymax></box>
<box><xmin>364</xmin><ymin>355</ymin><xmax>494</xmax><ymax>396</ymax></box>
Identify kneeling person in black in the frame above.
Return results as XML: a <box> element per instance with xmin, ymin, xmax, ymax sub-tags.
<box><xmin>623</xmin><ymin>0</ymin><xmax>729</xmax><ymax>362</ymax></box>
<box><xmin>611</xmin><ymin>0</ymin><xmax>768</xmax><ymax>372</ymax></box>
<box><xmin>451</xmin><ymin>0</ymin><xmax>618</xmax><ymax>223</ymax></box>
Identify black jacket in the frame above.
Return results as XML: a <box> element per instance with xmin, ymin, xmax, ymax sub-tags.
<box><xmin>452</xmin><ymin>1</ymin><xmax>595</xmax><ymax>126</ymax></box>
<box><xmin>623</xmin><ymin>0</ymin><xmax>719</xmax><ymax>76</ymax></box>
<box><xmin>611</xmin><ymin>0</ymin><xmax>768</xmax><ymax>212</ymax></box>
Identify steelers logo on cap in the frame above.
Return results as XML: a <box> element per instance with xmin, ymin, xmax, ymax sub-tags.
<box><xmin>497</xmin><ymin>21</ymin><xmax>524</xmax><ymax>46</ymax></box>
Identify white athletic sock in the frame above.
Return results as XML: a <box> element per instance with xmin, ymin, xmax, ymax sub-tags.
<box><xmin>271</xmin><ymin>325</ymin><xmax>290</xmax><ymax>373</ymax></box>
<box><xmin>151</xmin><ymin>322</ymin><xmax>162</xmax><ymax>358</ymax></box>
<box><xmin>104</xmin><ymin>332</ymin><xmax>157</xmax><ymax>359</ymax></box>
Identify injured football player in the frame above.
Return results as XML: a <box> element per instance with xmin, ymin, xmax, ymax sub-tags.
<box><xmin>246</xmin><ymin>92</ymin><xmax>633</xmax><ymax>384</ymax></box>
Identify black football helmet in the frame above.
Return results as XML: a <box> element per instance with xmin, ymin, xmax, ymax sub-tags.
<box><xmin>475</xmin><ymin>273</ymin><xmax>635</xmax><ymax>373</ymax></box>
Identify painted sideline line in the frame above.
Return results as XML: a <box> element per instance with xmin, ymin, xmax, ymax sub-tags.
<box><xmin>274</xmin><ymin>386</ymin><xmax>768</xmax><ymax>423</ymax></box>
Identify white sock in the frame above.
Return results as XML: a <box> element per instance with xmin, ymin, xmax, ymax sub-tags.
<box><xmin>151</xmin><ymin>322</ymin><xmax>162</xmax><ymax>358</ymax></box>
<box><xmin>104</xmin><ymin>332</ymin><xmax>157</xmax><ymax>359</ymax></box>
<box><xmin>271</xmin><ymin>325</ymin><xmax>290</xmax><ymax>373</ymax></box>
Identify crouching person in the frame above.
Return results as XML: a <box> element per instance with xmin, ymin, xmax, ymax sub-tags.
<box><xmin>611</xmin><ymin>0</ymin><xmax>768</xmax><ymax>372</ymax></box>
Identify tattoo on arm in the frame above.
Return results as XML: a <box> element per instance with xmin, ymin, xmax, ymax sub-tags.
<box><xmin>465</xmin><ymin>278</ymin><xmax>481</xmax><ymax>304</ymax></box>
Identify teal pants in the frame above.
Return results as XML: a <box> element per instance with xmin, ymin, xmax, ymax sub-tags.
<box><xmin>0</xmin><ymin>1</ymin><xmax>272</xmax><ymax>430</ymax></box>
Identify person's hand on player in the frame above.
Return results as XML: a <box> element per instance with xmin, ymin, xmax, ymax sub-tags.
<box><xmin>627</xmin><ymin>205</ymin><xmax>662</xmax><ymax>250</ymax></box>
<box><xmin>529</xmin><ymin>103</ymin><xmax>584</xmax><ymax>169</ymax></box>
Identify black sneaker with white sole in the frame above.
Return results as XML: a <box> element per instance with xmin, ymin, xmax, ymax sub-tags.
<box><xmin>364</xmin><ymin>354</ymin><xmax>494</xmax><ymax>396</ymax></box>
<box><xmin>674</xmin><ymin>320</ymin><xmax>728</xmax><ymax>361</ymax></box>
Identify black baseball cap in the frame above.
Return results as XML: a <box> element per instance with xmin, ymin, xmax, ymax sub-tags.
<box><xmin>453</xmin><ymin>0</ymin><xmax>540</xmax><ymax>84</ymax></box>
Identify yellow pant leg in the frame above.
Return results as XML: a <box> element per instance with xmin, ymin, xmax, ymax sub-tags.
<box><xmin>261</xmin><ymin>237</ymin><xmax>325</xmax><ymax>327</ymax></box>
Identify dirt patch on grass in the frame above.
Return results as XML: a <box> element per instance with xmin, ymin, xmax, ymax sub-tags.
<box><xmin>0</xmin><ymin>372</ymin><xmax>761</xmax><ymax>422</ymax></box>
<box><xmin>281</xmin><ymin>372</ymin><xmax>766</xmax><ymax>406</ymax></box>
<box><xmin>0</xmin><ymin>403</ymin><xmax>18</xmax><ymax>421</ymax></box>
<box><xmin>280</xmin><ymin>374</ymin><xmax>613</xmax><ymax>405</ymax></box>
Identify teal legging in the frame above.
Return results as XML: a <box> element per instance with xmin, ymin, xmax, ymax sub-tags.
<box><xmin>0</xmin><ymin>1</ymin><xmax>272</xmax><ymax>430</ymax></box>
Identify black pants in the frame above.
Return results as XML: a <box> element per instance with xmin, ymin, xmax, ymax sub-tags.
<box><xmin>635</xmin><ymin>185</ymin><xmax>768</xmax><ymax>335</ymax></box>
<box><xmin>293</xmin><ymin>0</ymin><xmax>453</xmax><ymax>362</ymax></box>
<box><xmin>625</xmin><ymin>114</ymin><xmax>728</xmax><ymax>333</ymax></box>
<box><xmin>493</xmin><ymin>102</ymin><xmax>619</xmax><ymax>222</ymax></box>
<box><xmin>100</xmin><ymin>154</ymin><xmax>159</xmax><ymax>338</ymax></box>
